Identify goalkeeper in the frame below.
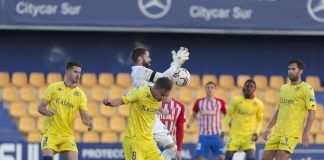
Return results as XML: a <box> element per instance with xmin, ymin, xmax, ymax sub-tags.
<box><xmin>129</xmin><ymin>47</ymin><xmax>189</xmax><ymax>160</ymax></box>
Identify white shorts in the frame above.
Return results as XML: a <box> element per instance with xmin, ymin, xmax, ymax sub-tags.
<box><xmin>153</xmin><ymin>116</ymin><xmax>174</xmax><ymax>147</ymax></box>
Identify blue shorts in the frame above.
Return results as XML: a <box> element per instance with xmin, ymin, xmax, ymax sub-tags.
<box><xmin>195</xmin><ymin>134</ymin><xmax>225</xmax><ymax>158</ymax></box>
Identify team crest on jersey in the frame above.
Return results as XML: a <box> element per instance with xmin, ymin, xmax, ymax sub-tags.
<box><xmin>310</xmin><ymin>98</ymin><xmax>316</xmax><ymax>102</ymax></box>
<box><xmin>295</xmin><ymin>87</ymin><xmax>301</xmax><ymax>91</ymax></box>
<box><xmin>42</xmin><ymin>136</ymin><xmax>48</xmax><ymax>147</ymax></box>
<box><xmin>74</xmin><ymin>91</ymin><xmax>79</xmax><ymax>96</ymax></box>
<box><xmin>57</xmin><ymin>87</ymin><xmax>62</xmax><ymax>91</ymax></box>
<box><xmin>146</xmin><ymin>94</ymin><xmax>151</xmax><ymax>98</ymax></box>
<box><xmin>145</xmin><ymin>68</ymin><xmax>150</xmax><ymax>74</ymax></box>
<box><xmin>253</xmin><ymin>102</ymin><xmax>257</xmax><ymax>106</ymax></box>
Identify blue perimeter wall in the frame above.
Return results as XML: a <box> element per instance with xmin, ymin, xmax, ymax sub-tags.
<box><xmin>0</xmin><ymin>31</ymin><xmax>323</xmax><ymax>81</ymax></box>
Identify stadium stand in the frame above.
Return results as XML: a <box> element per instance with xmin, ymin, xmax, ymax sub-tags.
<box><xmin>187</xmin><ymin>74</ymin><xmax>201</xmax><ymax>89</ymax></box>
<box><xmin>269</xmin><ymin>75</ymin><xmax>285</xmax><ymax>90</ymax></box>
<box><xmin>98</xmin><ymin>73</ymin><xmax>114</xmax><ymax>87</ymax></box>
<box><xmin>0</xmin><ymin>72</ymin><xmax>323</xmax><ymax>144</ymax></box>
<box><xmin>83</xmin><ymin>132</ymin><xmax>100</xmax><ymax>143</ymax></box>
<box><xmin>92</xmin><ymin>116</ymin><xmax>109</xmax><ymax>133</ymax></box>
<box><xmin>29</xmin><ymin>72</ymin><xmax>46</xmax><ymax>88</ymax></box>
<box><xmin>101</xmin><ymin>132</ymin><xmax>119</xmax><ymax>143</ymax></box>
<box><xmin>12</xmin><ymin>72</ymin><xmax>28</xmax><ymax>87</ymax></box>
<box><xmin>236</xmin><ymin>74</ymin><xmax>251</xmax><ymax>88</ymax></box>
<box><xmin>0</xmin><ymin>72</ymin><xmax>10</xmax><ymax>87</ymax></box>
<box><xmin>219</xmin><ymin>75</ymin><xmax>235</xmax><ymax>90</ymax></box>
<box><xmin>202</xmin><ymin>74</ymin><xmax>217</xmax><ymax>86</ymax></box>
<box><xmin>306</xmin><ymin>76</ymin><xmax>323</xmax><ymax>92</ymax></box>
<box><xmin>178</xmin><ymin>87</ymin><xmax>195</xmax><ymax>104</ymax></box>
<box><xmin>46</xmin><ymin>73</ymin><xmax>62</xmax><ymax>84</ymax></box>
<box><xmin>116</xmin><ymin>73</ymin><xmax>131</xmax><ymax>88</ymax></box>
<box><xmin>253</xmin><ymin>75</ymin><xmax>268</xmax><ymax>90</ymax></box>
<box><xmin>109</xmin><ymin>116</ymin><xmax>126</xmax><ymax>133</ymax></box>
<box><xmin>118</xmin><ymin>104</ymin><xmax>130</xmax><ymax>117</ymax></box>
<box><xmin>81</xmin><ymin>73</ymin><xmax>97</xmax><ymax>88</ymax></box>
<box><xmin>27</xmin><ymin>131</ymin><xmax>42</xmax><ymax>142</ymax></box>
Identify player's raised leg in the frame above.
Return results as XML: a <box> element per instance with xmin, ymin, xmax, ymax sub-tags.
<box><xmin>62</xmin><ymin>151</ymin><xmax>78</xmax><ymax>160</ymax></box>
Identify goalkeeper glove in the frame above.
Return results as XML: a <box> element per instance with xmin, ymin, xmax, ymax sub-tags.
<box><xmin>171</xmin><ymin>47</ymin><xmax>189</xmax><ymax>68</ymax></box>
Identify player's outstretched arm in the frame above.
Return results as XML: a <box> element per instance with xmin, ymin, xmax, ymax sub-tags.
<box><xmin>186</xmin><ymin>112</ymin><xmax>197</xmax><ymax>128</ymax></box>
<box><xmin>38</xmin><ymin>99</ymin><xmax>56</xmax><ymax>116</ymax></box>
<box><xmin>222</xmin><ymin>113</ymin><xmax>232</xmax><ymax>133</ymax></box>
<box><xmin>165</xmin><ymin>47</ymin><xmax>190</xmax><ymax>78</ymax></box>
<box><xmin>252</xmin><ymin>118</ymin><xmax>263</xmax><ymax>142</ymax></box>
<box><xmin>102</xmin><ymin>98</ymin><xmax>124</xmax><ymax>107</ymax></box>
<box><xmin>79</xmin><ymin>109</ymin><xmax>93</xmax><ymax>131</ymax></box>
<box><xmin>187</xmin><ymin>100</ymin><xmax>200</xmax><ymax>128</ymax></box>
<box><xmin>263</xmin><ymin>108</ymin><xmax>279</xmax><ymax>141</ymax></box>
<box><xmin>254</xmin><ymin>103</ymin><xmax>264</xmax><ymax>140</ymax></box>
<box><xmin>175</xmin><ymin>122</ymin><xmax>184</xmax><ymax>160</ymax></box>
<box><xmin>133</xmin><ymin>66</ymin><xmax>174</xmax><ymax>85</ymax></box>
<box><xmin>152</xmin><ymin>47</ymin><xmax>190</xmax><ymax>81</ymax></box>
<box><xmin>303</xmin><ymin>110</ymin><xmax>316</xmax><ymax>147</ymax></box>
<box><xmin>136</xmin><ymin>47</ymin><xmax>190</xmax><ymax>84</ymax></box>
<box><xmin>175</xmin><ymin>102</ymin><xmax>186</xmax><ymax>160</ymax></box>
<box><xmin>222</xmin><ymin>99</ymin><xmax>235</xmax><ymax>132</ymax></box>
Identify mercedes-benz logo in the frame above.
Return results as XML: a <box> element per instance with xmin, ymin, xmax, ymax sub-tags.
<box><xmin>138</xmin><ymin>0</ymin><xmax>171</xmax><ymax>19</ymax></box>
<box><xmin>307</xmin><ymin>0</ymin><xmax>324</xmax><ymax>23</ymax></box>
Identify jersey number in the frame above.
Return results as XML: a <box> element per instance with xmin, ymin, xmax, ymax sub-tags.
<box><xmin>42</xmin><ymin>136</ymin><xmax>48</xmax><ymax>146</ymax></box>
<box><xmin>132</xmin><ymin>151</ymin><xmax>136</xmax><ymax>160</ymax></box>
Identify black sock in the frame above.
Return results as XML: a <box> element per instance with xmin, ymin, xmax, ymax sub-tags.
<box><xmin>43</xmin><ymin>156</ymin><xmax>53</xmax><ymax>160</ymax></box>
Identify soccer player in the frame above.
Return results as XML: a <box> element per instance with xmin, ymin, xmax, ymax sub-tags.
<box><xmin>262</xmin><ymin>59</ymin><xmax>317</xmax><ymax>160</ymax></box>
<box><xmin>222</xmin><ymin>79</ymin><xmax>263</xmax><ymax>160</ymax></box>
<box><xmin>38</xmin><ymin>60</ymin><xmax>93</xmax><ymax>160</ymax></box>
<box><xmin>102</xmin><ymin>77</ymin><xmax>173</xmax><ymax>160</ymax></box>
<box><xmin>160</xmin><ymin>97</ymin><xmax>186</xmax><ymax>160</ymax></box>
<box><xmin>187</xmin><ymin>81</ymin><xmax>227</xmax><ymax>160</ymax></box>
<box><xmin>130</xmin><ymin>47</ymin><xmax>189</xmax><ymax>159</ymax></box>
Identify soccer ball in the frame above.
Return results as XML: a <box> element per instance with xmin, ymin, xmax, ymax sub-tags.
<box><xmin>171</xmin><ymin>68</ymin><xmax>190</xmax><ymax>86</ymax></box>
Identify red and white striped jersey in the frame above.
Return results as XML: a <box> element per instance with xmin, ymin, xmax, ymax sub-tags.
<box><xmin>160</xmin><ymin>99</ymin><xmax>186</xmax><ymax>136</ymax></box>
<box><xmin>192</xmin><ymin>97</ymin><xmax>227</xmax><ymax>135</ymax></box>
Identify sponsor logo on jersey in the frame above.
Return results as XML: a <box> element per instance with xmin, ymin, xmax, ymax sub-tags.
<box><xmin>55</xmin><ymin>98</ymin><xmax>74</xmax><ymax>109</ymax></box>
<box><xmin>295</xmin><ymin>86</ymin><xmax>301</xmax><ymax>91</ymax></box>
<box><xmin>140</xmin><ymin>105</ymin><xmax>158</xmax><ymax>112</ymax></box>
<box><xmin>280</xmin><ymin>98</ymin><xmax>295</xmax><ymax>105</ymax></box>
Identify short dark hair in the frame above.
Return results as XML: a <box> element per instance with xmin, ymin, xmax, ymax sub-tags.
<box><xmin>288</xmin><ymin>59</ymin><xmax>305</xmax><ymax>70</ymax></box>
<box><xmin>205</xmin><ymin>81</ymin><xmax>216</xmax><ymax>87</ymax></box>
<box><xmin>65</xmin><ymin>60</ymin><xmax>82</xmax><ymax>71</ymax></box>
<box><xmin>244</xmin><ymin>79</ymin><xmax>256</xmax><ymax>88</ymax></box>
<box><xmin>131</xmin><ymin>47</ymin><xmax>148</xmax><ymax>63</ymax></box>
<box><xmin>154</xmin><ymin>77</ymin><xmax>173</xmax><ymax>91</ymax></box>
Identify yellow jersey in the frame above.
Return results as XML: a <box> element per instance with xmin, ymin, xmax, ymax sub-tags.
<box><xmin>223</xmin><ymin>95</ymin><xmax>263</xmax><ymax>136</ymax></box>
<box><xmin>273</xmin><ymin>82</ymin><xmax>316</xmax><ymax>138</ymax></box>
<box><xmin>42</xmin><ymin>81</ymin><xmax>87</xmax><ymax>137</ymax></box>
<box><xmin>121</xmin><ymin>86</ymin><xmax>161</xmax><ymax>141</ymax></box>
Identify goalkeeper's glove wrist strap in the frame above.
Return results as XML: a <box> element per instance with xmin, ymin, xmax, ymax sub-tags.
<box><xmin>171</xmin><ymin>61</ymin><xmax>181</xmax><ymax>69</ymax></box>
